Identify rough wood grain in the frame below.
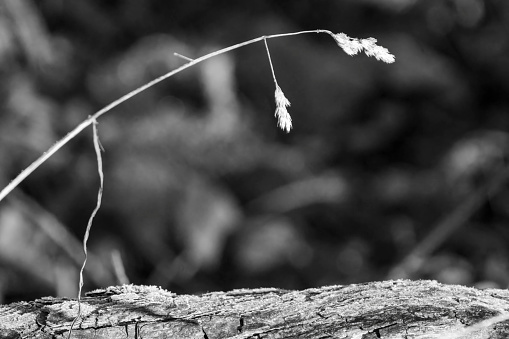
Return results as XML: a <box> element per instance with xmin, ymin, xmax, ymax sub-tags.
<box><xmin>1</xmin><ymin>280</ymin><xmax>509</xmax><ymax>338</ymax></box>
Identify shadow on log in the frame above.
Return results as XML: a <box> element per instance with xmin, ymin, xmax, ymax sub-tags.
<box><xmin>1</xmin><ymin>280</ymin><xmax>509</xmax><ymax>338</ymax></box>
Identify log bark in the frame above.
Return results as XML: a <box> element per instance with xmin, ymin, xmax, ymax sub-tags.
<box><xmin>1</xmin><ymin>280</ymin><xmax>509</xmax><ymax>338</ymax></box>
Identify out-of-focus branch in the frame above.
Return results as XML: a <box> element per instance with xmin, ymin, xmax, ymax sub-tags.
<box><xmin>389</xmin><ymin>165</ymin><xmax>509</xmax><ymax>279</ymax></box>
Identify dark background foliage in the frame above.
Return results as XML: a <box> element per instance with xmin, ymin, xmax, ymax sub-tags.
<box><xmin>1</xmin><ymin>0</ymin><xmax>509</xmax><ymax>303</ymax></box>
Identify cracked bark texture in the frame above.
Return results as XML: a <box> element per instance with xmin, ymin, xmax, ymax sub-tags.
<box><xmin>1</xmin><ymin>280</ymin><xmax>509</xmax><ymax>338</ymax></box>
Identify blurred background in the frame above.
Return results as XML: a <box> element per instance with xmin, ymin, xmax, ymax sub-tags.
<box><xmin>1</xmin><ymin>0</ymin><xmax>509</xmax><ymax>304</ymax></box>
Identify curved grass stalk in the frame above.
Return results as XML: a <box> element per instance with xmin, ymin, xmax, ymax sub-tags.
<box><xmin>0</xmin><ymin>28</ymin><xmax>396</xmax><ymax>202</ymax></box>
<box><xmin>0</xmin><ymin>30</ymin><xmax>329</xmax><ymax>202</ymax></box>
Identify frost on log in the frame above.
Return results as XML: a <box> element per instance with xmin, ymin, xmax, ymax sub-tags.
<box><xmin>1</xmin><ymin>280</ymin><xmax>509</xmax><ymax>338</ymax></box>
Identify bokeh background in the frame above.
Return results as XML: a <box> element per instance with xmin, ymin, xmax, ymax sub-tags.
<box><xmin>1</xmin><ymin>0</ymin><xmax>509</xmax><ymax>303</ymax></box>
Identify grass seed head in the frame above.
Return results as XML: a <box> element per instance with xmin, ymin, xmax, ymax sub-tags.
<box><xmin>274</xmin><ymin>85</ymin><xmax>292</xmax><ymax>133</ymax></box>
<box><xmin>332</xmin><ymin>33</ymin><xmax>395</xmax><ymax>63</ymax></box>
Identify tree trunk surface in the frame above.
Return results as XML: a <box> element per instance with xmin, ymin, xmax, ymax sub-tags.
<box><xmin>1</xmin><ymin>280</ymin><xmax>509</xmax><ymax>338</ymax></box>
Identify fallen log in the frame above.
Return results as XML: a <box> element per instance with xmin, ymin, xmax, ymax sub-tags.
<box><xmin>1</xmin><ymin>279</ymin><xmax>509</xmax><ymax>338</ymax></box>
